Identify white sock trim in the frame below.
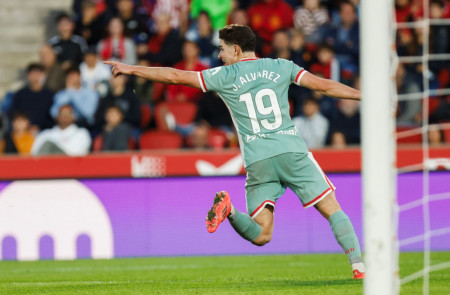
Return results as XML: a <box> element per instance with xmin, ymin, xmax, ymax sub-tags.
<box><xmin>351</xmin><ymin>262</ymin><xmax>365</xmax><ymax>273</ymax></box>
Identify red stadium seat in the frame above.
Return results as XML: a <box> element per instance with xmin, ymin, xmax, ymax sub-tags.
<box><xmin>208</xmin><ymin>128</ymin><xmax>228</xmax><ymax>149</ymax></box>
<box><xmin>396</xmin><ymin>126</ymin><xmax>422</xmax><ymax>144</ymax></box>
<box><xmin>139</xmin><ymin>131</ymin><xmax>183</xmax><ymax>150</ymax></box>
<box><xmin>140</xmin><ymin>104</ymin><xmax>152</xmax><ymax>129</ymax></box>
<box><xmin>92</xmin><ymin>135</ymin><xmax>136</xmax><ymax>151</ymax></box>
<box><xmin>154</xmin><ymin>102</ymin><xmax>198</xmax><ymax>130</ymax></box>
<box><xmin>92</xmin><ymin>135</ymin><xmax>103</xmax><ymax>151</ymax></box>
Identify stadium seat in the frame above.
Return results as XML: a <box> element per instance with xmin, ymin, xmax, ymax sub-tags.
<box><xmin>154</xmin><ymin>102</ymin><xmax>198</xmax><ymax>130</ymax></box>
<box><xmin>140</xmin><ymin>104</ymin><xmax>152</xmax><ymax>129</ymax></box>
<box><xmin>139</xmin><ymin>131</ymin><xmax>183</xmax><ymax>150</ymax></box>
<box><xmin>441</xmin><ymin>121</ymin><xmax>450</xmax><ymax>143</ymax></box>
<box><xmin>92</xmin><ymin>135</ymin><xmax>136</xmax><ymax>151</ymax></box>
<box><xmin>208</xmin><ymin>128</ymin><xmax>228</xmax><ymax>149</ymax></box>
<box><xmin>92</xmin><ymin>135</ymin><xmax>103</xmax><ymax>151</ymax></box>
<box><xmin>396</xmin><ymin>126</ymin><xmax>423</xmax><ymax>144</ymax></box>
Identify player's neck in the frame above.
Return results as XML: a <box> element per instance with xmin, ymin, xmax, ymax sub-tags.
<box><xmin>240</xmin><ymin>52</ymin><xmax>257</xmax><ymax>60</ymax></box>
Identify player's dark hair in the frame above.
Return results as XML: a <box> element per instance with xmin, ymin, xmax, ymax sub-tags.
<box><xmin>219</xmin><ymin>24</ymin><xmax>256</xmax><ymax>52</ymax></box>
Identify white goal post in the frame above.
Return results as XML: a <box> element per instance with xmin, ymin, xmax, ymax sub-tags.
<box><xmin>361</xmin><ymin>0</ymin><xmax>399</xmax><ymax>294</ymax></box>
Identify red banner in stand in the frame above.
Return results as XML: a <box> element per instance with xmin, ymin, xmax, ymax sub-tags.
<box><xmin>0</xmin><ymin>146</ymin><xmax>448</xmax><ymax>180</ymax></box>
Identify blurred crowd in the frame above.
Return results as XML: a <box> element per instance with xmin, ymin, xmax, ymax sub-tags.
<box><xmin>0</xmin><ymin>0</ymin><xmax>449</xmax><ymax>156</ymax></box>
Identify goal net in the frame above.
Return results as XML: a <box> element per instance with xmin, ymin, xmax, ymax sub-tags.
<box><xmin>361</xmin><ymin>0</ymin><xmax>450</xmax><ymax>294</ymax></box>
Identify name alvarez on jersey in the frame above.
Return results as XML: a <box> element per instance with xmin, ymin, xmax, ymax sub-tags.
<box><xmin>232</xmin><ymin>70</ymin><xmax>281</xmax><ymax>91</ymax></box>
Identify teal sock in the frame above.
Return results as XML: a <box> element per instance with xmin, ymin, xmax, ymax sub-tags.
<box><xmin>228</xmin><ymin>208</ymin><xmax>262</xmax><ymax>242</ymax></box>
<box><xmin>329</xmin><ymin>210</ymin><xmax>362</xmax><ymax>264</ymax></box>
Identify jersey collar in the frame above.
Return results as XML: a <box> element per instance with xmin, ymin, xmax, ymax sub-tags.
<box><xmin>239</xmin><ymin>57</ymin><xmax>259</xmax><ymax>62</ymax></box>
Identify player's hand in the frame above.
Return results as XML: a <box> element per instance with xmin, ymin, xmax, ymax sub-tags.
<box><xmin>103</xmin><ymin>61</ymin><xmax>132</xmax><ymax>78</ymax></box>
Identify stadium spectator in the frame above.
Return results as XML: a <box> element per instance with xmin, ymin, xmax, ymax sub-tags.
<box><xmin>228</xmin><ymin>8</ymin><xmax>249</xmax><ymax>26</ymax></box>
<box><xmin>395</xmin><ymin>0</ymin><xmax>420</xmax><ymax>22</ymax></box>
<box><xmin>128</xmin><ymin>59</ymin><xmax>156</xmax><ymax>106</ymax></box>
<box><xmin>190</xmin><ymin>0</ymin><xmax>233</xmax><ymax>30</ymax></box>
<box><xmin>166</xmin><ymin>41</ymin><xmax>208</xmax><ymax>103</ymax></box>
<box><xmin>396</xmin><ymin>63</ymin><xmax>422</xmax><ymax>126</ymax></box>
<box><xmin>152</xmin><ymin>0</ymin><xmax>190</xmax><ymax>35</ymax></box>
<box><xmin>98</xmin><ymin>17</ymin><xmax>137</xmax><ymax>65</ymax></box>
<box><xmin>0</xmin><ymin>111</ymin><xmax>35</xmax><ymax>155</ymax></box>
<box><xmin>429</xmin><ymin>0</ymin><xmax>450</xmax><ymax>86</ymax></box>
<box><xmin>48</xmin><ymin>12</ymin><xmax>88</xmax><ymax>71</ymax></box>
<box><xmin>310</xmin><ymin>43</ymin><xmax>340</xmax><ymax>81</ymax></box>
<box><xmin>292</xmin><ymin>98</ymin><xmax>329</xmax><ymax>149</ymax></box>
<box><xmin>101</xmin><ymin>104</ymin><xmax>132</xmax><ymax>151</ymax></box>
<box><xmin>51</xmin><ymin>67</ymin><xmax>99</xmax><ymax>128</ymax></box>
<box><xmin>430</xmin><ymin>96</ymin><xmax>450</xmax><ymax>124</ymax></box>
<box><xmin>80</xmin><ymin>48</ymin><xmax>112</xmax><ymax>96</ymax></box>
<box><xmin>74</xmin><ymin>0</ymin><xmax>110</xmax><ymax>46</ymax></box>
<box><xmin>116</xmin><ymin>0</ymin><xmax>150</xmax><ymax>43</ymax></box>
<box><xmin>428</xmin><ymin>125</ymin><xmax>445</xmax><ymax>146</ymax></box>
<box><xmin>293</xmin><ymin>0</ymin><xmax>329</xmax><ymax>44</ymax></box>
<box><xmin>330</xmin><ymin>131</ymin><xmax>347</xmax><ymax>148</ymax></box>
<box><xmin>95</xmin><ymin>75</ymin><xmax>141</xmax><ymax>131</ymax></box>
<box><xmin>289</xmin><ymin>28</ymin><xmax>311</xmax><ymax>68</ymax></box>
<box><xmin>39</xmin><ymin>44</ymin><xmax>66</xmax><ymax>93</ymax></box>
<box><xmin>11</xmin><ymin>63</ymin><xmax>55</xmax><ymax>131</ymax></box>
<box><xmin>269</xmin><ymin>30</ymin><xmax>292</xmax><ymax>60</ymax></box>
<box><xmin>247</xmin><ymin>0</ymin><xmax>294</xmax><ymax>56</ymax></box>
<box><xmin>145</xmin><ymin>13</ymin><xmax>183</xmax><ymax>66</ymax></box>
<box><xmin>185</xmin><ymin>11</ymin><xmax>220</xmax><ymax>67</ymax></box>
<box><xmin>194</xmin><ymin>92</ymin><xmax>233</xmax><ymax>132</ymax></box>
<box><xmin>328</xmin><ymin>98</ymin><xmax>361</xmax><ymax>145</ymax></box>
<box><xmin>321</xmin><ymin>1</ymin><xmax>360</xmax><ymax>78</ymax></box>
<box><xmin>187</xmin><ymin>121</ymin><xmax>211</xmax><ymax>149</ymax></box>
<box><xmin>31</xmin><ymin>105</ymin><xmax>91</xmax><ymax>156</ymax></box>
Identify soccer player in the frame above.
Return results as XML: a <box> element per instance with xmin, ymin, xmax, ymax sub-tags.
<box><xmin>104</xmin><ymin>24</ymin><xmax>365</xmax><ymax>279</ymax></box>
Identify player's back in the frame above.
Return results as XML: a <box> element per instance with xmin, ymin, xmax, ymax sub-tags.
<box><xmin>200</xmin><ymin>58</ymin><xmax>309</xmax><ymax>167</ymax></box>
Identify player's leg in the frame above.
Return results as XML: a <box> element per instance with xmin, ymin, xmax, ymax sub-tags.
<box><xmin>206</xmin><ymin>157</ymin><xmax>282</xmax><ymax>246</ymax></box>
<box><xmin>282</xmin><ymin>152</ymin><xmax>364</xmax><ymax>279</ymax></box>
<box><xmin>205</xmin><ymin>192</ymin><xmax>274</xmax><ymax>246</ymax></box>
<box><xmin>244</xmin><ymin>206</ymin><xmax>274</xmax><ymax>246</ymax></box>
<box><xmin>314</xmin><ymin>192</ymin><xmax>365</xmax><ymax>279</ymax></box>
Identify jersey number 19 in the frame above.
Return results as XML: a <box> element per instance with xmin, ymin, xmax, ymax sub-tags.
<box><xmin>239</xmin><ymin>88</ymin><xmax>282</xmax><ymax>133</ymax></box>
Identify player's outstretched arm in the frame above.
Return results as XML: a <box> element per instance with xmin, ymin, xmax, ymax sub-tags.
<box><xmin>300</xmin><ymin>72</ymin><xmax>360</xmax><ymax>101</ymax></box>
<box><xmin>103</xmin><ymin>61</ymin><xmax>201</xmax><ymax>89</ymax></box>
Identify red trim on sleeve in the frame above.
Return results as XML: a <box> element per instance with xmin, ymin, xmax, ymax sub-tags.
<box><xmin>200</xmin><ymin>72</ymin><xmax>208</xmax><ymax>91</ymax></box>
<box><xmin>295</xmin><ymin>69</ymin><xmax>305</xmax><ymax>84</ymax></box>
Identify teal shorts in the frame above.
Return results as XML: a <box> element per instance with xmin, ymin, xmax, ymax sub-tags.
<box><xmin>245</xmin><ymin>152</ymin><xmax>335</xmax><ymax>218</ymax></box>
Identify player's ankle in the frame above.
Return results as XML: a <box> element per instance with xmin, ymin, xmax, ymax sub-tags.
<box><xmin>229</xmin><ymin>205</ymin><xmax>236</xmax><ymax>218</ymax></box>
<box><xmin>351</xmin><ymin>262</ymin><xmax>365</xmax><ymax>273</ymax></box>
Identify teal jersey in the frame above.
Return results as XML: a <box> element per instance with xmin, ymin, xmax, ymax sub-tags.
<box><xmin>198</xmin><ymin>58</ymin><xmax>309</xmax><ymax>167</ymax></box>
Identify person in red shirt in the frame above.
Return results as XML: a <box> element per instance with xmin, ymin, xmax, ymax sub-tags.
<box><xmin>166</xmin><ymin>41</ymin><xmax>208</xmax><ymax>103</ymax></box>
<box><xmin>248</xmin><ymin>0</ymin><xmax>294</xmax><ymax>56</ymax></box>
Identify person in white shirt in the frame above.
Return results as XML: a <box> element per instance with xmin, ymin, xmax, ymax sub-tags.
<box><xmin>80</xmin><ymin>48</ymin><xmax>111</xmax><ymax>96</ymax></box>
<box><xmin>31</xmin><ymin>104</ymin><xmax>91</xmax><ymax>156</ymax></box>
<box><xmin>293</xmin><ymin>98</ymin><xmax>329</xmax><ymax>149</ymax></box>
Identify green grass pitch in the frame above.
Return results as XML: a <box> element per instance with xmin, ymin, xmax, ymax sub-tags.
<box><xmin>0</xmin><ymin>252</ymin><xmax>449</xmax><ymax>294</ymax></box>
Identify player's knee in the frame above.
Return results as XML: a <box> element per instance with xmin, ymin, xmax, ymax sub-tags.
<box><xmin>252</xmin><ymin>234</ymin><xmax>272</xmax><ymax>246</ymax></box>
